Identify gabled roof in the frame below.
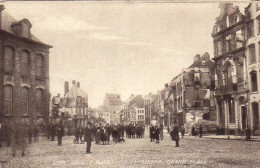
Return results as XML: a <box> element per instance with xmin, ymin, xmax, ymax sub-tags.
<box><xmin>1</xmin><ymin>9</ymin><xmax>51</xmax><ymax>47</ymax></box>
<box><xmin>106</xmin><ymin>93</ymin><xmax>122</xmax><ymax>104</ymax></box>
<box><xmin>129</xmin><ymin>95</ymin><xmax>144</xmax><ymax>108</ymax></box>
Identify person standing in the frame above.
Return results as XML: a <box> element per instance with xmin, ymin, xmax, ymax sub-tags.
<box><xmin>154</xmin><ymin>125</ymin><xmax>160</xmax><ymax>143</ymax></box>
<box><xmin>84</xmin><ymin>122</ymin><xmax>92</xmax><ymax>154</ymax></box>
<box><xmin>56</xmin><ymin>123</ymin><xmax>64</xmax><ymax>146</ymax></box>
<box><xmin>79</xmin><ymin>126</ymin><xmax>84</xmax><ymax>144</ymax></box>
<box><xmin>170</xmin><ymin>122</ymin><xmax>180</xmax><ymax>147</ymax></box>
<box><xmin>199</xmin><ymin>125</ymin><xmax>203</xmax><ymax>138</ymax></box>
<box><xmin>150</xmin><ymin>125</ymin><xmax>155</xmax><ymax>142</ymax></box>
<box><xmin>74</xmin><ymin>127</ymin><xmax>80</xmax><ymax>144</ymax></box>
<box><xmin>160</xmin><ymin>124</ymin><xmax>164</xmax><ymax>140</ymax></box>
<box><xmin>33</xmin><ymin>125</ymin><xmax>39</xmax><ymax>142</ymax></box>
<box><xmin>180</xmin><ymin>126</ymin><xmax>185</xmax><ymax>139</ymax></box>
<box><xmin>27</xmin><ymin>125</ymin><xmax>32</xmax><ymax>144</ymax></box>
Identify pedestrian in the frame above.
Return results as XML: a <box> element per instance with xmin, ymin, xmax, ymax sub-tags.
<box><xmin>154</xmin><ymin>125</ymin><xmax>160</xmax><ymax>143</ymax></box>
<box><xmin>112</xmin><ymin>126</ymin><xmax>119</xmax><ymax>143</ymax></box>
<box><xmin>160</xmin><ymin>124</ymin><xmax>164</xmax><ymax>140</ymax></box>
<box><xmin>79</xmin><ymin>126</ymin><xmax>84</xmax><ymax>144</ymax></box>
<box><xmin>84</xmin><ymin>122</ymin><xmax>92</xmax><ymax>154</ymax></box>
<box><xmin>27</xmin><ymin>125</ymin><xmax>32</xmax><ymax>144</ymax></box>
<box><xmin>150</xmin><ymin>125</ymin><xmax>155</xmax><ymax>142</ymax></box>
<box><xmin>11</xmin><ymin>120</ymin><xmax>27</xmax><ymax>157</ymax></box>
<box><xmin>74</xmin><ymin>127</ymin><xmax>80</xmax><ymax>144</ymax></box>
<box><xmin>191</xmin><ymin>126</ymin><xmax>196</xmax><ymax>136</ymax></box>
<box><xmin>170</xmin><ymin>122</ymin><xmax>180</xmax><ymax>147</ymax></box>
<box><xmin>56</xmin><ymin>123</ymin><xmax>64</xmax><ymax>146</ymax></box>
<box><xmin>180</xmin><ymin>126</ymin><xmax>185</xmax><ymax>139</ymax></box>
<box><xmin>199</xmin><ymin>125</ymin><xmax>203</xmax><ymax>138</ymax></box>
<box><xmin>33</xmin><ymin>125</ymin><xmax>39</xmax><ymax>142</ymax></box>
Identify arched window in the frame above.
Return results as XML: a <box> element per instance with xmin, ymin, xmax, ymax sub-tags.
<box><xmin>36</xmin><ymin>89</ymin><xmax>44</xmax><ymax>115</ymax></box>
<box><xmin>4</xmin><ymin>47</ymin><xmax>14</xmax><ymax>72</ymax></box>
<box><xmin>250</xmin><ymin>71</ymin><xmax>258</xmax><ymax>92</ymax></box>
<box><xmin>21</xmin><ymin>87</ymin><xmax>29</xmax><ymax>115</ymax></box>
<box><xmin>21</xmin><ymin>51</ymin><xmax>30</xmax><ymax>75</ymax></box>
<box><xmin>226</xmin><ymin>16</ymin><xmax>230</xmax><ymax>27</ymax></box>
<box><xmin>36</xmin><ymin>55</ymin><xmax>44</xmax><ymax>77</ymax></box>
<box><xmin>224</xmin><ymin>63</ymin><xmax>232</xmax><ymax>85</ymax></box>
<box><xmin>4</xmin><ymin>85</ymin><xmax>13</xmax><ymax>115</ymax></box>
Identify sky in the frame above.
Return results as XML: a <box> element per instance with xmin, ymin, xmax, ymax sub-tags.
<box><xmin>1</xmin><ymin>1</ymin><xmax>249</xmax><ymax>108</ymax></box>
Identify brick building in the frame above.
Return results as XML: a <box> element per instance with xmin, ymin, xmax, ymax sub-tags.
<box><xmin>0</xmin><ymin>5</ymin><xmax>52</xmax><ymax>129</ymax></box>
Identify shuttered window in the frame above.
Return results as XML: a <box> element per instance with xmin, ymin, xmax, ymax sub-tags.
<box><xmin>36</xmin><ymin>89</ymin><xmax>44</xmax><ymax>115</ymax></box>
<box><xmin>21</xmin><ymin>87</ymin><xmax>29</xmax><ymax>115</ymax></box>
<box><xmin>21</xmin><ymin>51</ymin><xmax>29</xmax><ymax>75</ymax></box>
<box><xmin>4</xmin><ymin>86</ymin><xmax>13</xmax><ymax>115</ymax></box>
<box><xmin>4</xmin><ymin>47</ymin><xmax>14</xmax><ymax>72</ymax></box>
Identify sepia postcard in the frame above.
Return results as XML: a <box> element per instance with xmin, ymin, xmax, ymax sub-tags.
<box><xmin>0</xmin><ymin>0</ymin><xmax>260</xmax><ymax>167</ymax></box>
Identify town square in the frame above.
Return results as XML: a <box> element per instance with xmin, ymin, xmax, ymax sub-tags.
<box><xmin>0</xmin><ymin>1</ymin><xmax>260</xmax><ymax>168</ymax></box>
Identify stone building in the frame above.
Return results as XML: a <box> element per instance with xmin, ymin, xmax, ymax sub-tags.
<box><xmin>103</xmin><ymin>93</ymin><xmax>122</xmax><ymax>124</ymax></box>
<box><xmin>128</xmin><ymin>95</ymin><xmax>145</xmax><ymax>125</ymax></box>
<box><xmin>0</xmin><ymin>5</ymin><xmax>52</xmax><ymax>130</ymax></box>
<box><xmin>212</xmin><ymin>3</ymin><xmax>250</xmax><ymax>134</ymax></box>
<box><xmin>244</xmin><ymin>3</ymin><xmax>260</xmax><ymax>133</ymax></box>
<box><xmin>167</xmin><ymin>53</ymin><xmax>215</xmax><ymax>126</ymax></box>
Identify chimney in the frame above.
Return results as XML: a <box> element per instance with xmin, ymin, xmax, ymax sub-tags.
<box><xmin>77</xmin><ymin>82</ymin><xmax>80</xmax><ymax>88</ymax></box>
<box><xmin>72</xmin><ymin>80</ymin><xmax>76</xmax><ymax>85</ymax></box>
<box><xmin>0</xmin><ymin>5</ymin><xmax>5</xmax><ymax>29</ymax></box>
<box><xmin>64</xmin><ymin>81</ymin><xmax>69</xmax><ymax>95</ymax></box>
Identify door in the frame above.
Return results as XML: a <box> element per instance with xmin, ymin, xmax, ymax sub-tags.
<box><xmin>241</xmin><ymin>106</ymin><xmax>247</xmax><ymax>130</ymax></box>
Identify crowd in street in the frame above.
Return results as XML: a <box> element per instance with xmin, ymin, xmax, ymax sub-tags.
<box><xmin>0</xmin><ymin>118</ymin><xmax>196</xmax><ymax>156</ymax></box>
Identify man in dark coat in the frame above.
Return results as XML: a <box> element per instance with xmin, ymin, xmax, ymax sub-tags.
<box><xmin>199</xmin><ymin>125</ymin><xmax>203</xmax><ymax>138</ymax></box>
<box><xmin>154</xmin><ymin>125</ymin><xmax>160</xmax><ymax>143</ymax></box>
<box><xmin>33</xmin><ymin>125</ymin><xmax>39</xmax><ymax>142</ymax></box>
<box><xmin>150</xmin><ymin>125</ymin><xmax>155</xmax><ymax>142</ymax></box>
<box><xmin>170</xmin><ymin>123</ymin><xmax>180</xmax><ymax>147</ymax></box>
<box><xmin>56</xmin><ymin>124</ymin><xmax>64</xmax><ymax>146</ymax></box>
<box><xmin>84</xmin><ymin>122</ymin><xmax>92</xmax><ymax>154</ymax></box>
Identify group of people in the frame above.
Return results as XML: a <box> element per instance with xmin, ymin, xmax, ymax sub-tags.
<box><xmin>0</xmin><ymin>119</ymin><xmax>40</xmax><ymax>157</ymax></box>
<box><xmin>191</xmin><ymin>125</ymin><xmax>203</xmax><ymax>138</ymax></box>
<box><xmin>149</xmin><ymin>124</ymin><xmax>164</xmax><ymax>143</ymax></box>
<box><xmin>125</xmin><ymin>124</ymin><xmax>145</xmax><ymax>138</ymax></box>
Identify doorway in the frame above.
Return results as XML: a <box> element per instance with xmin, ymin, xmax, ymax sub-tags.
<box><xmin>241</xmin><ymin>106</ymin><xmax>247</xmax><ymax>130</ymax></box>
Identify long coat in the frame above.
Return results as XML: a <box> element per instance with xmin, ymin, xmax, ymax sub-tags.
<box><xmin>170</xmin><ymin>125</ymin><xmax>180</xmax><ymax>141</ymax></box>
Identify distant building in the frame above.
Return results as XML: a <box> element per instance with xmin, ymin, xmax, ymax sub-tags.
<box><xmin>62</xmin><ymin>81</ymin><xmax>88</xmax><ymax>128</ymax></box>
<box><xmin>144</xmin><ymin>93</ymin><xmax>158</xmax><ymax>125</ymax></box>
<box><xmin>128</xmin><ymin>95</ymin><xmax>145</xmax><ymax>125</ymax></box>
<box><xmin>103</xmin><ymin>93</ymin><xmax>122</xmax><ymax>124</ymax></box>
<box><xmin>97</xmin><ymin>106</ymin><xmax>110</xmax><ymax>124</ymax></box>
<box><xmin>0</xmin><ymin>5</ymin><xmax>52</xmax><ymax>130</ymax></box>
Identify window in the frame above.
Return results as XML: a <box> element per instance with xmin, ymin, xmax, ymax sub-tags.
<box><xmin>258</xmin><ymin>17</ymin><xmax>260</xmax><ymax>34</ymax></box>
<box><xmin>237</xmin><ymin>58</ymin><xmax>244</xmax><ymax>84</ymax></box>
<box><xmin>36</xmin><ymin>89</ymin><xmax>44</xmax><ymax>115</ymax></box>
<box><xmin>4</xmin><ymin>47</ymin><xmax>14</xmax><ymax>72</ymax></box>
<box><xmin>228</xmin><ymin>98</ymin><xmax>235</xmax><ymax>123</ymax></box>
<box><xmin>4</xmin><ymin>86</ymin><xmax>13</xmax><ymax>115</ymax></box>
<box><xmin>235</xmin><ymin>30</ymin><xmax>243</xmax><ymax>49</ymax></box>
<box><xmin>225</xmin><ymin>35</ymin><xmax>232</xmax><ymax>52</ymax></box>
<box><xmin>36</xmin><ymin>55</ymin><xmax>44</xmax><ymax>77</ymax></box>
<box><xmin>21</xmin><ymin>87</ymin><xmax>29</xmax><ymax>115</ymax></box>
<box><xmin>22</xmin><ymin>23</ymin><xmax>29</xmax><ymax>38</ymax></box>
<box><xmin>250</xmin><ymin>71</ymin><xmax>258</xmax><ymax>92</ymax></box>
<box><xmin>249</xmin><ymin>45</ymin><xmax>256</xmax><ymax>63</ymax></box>
<box><xmin>21</xmin><ymin>51</ymin><xmax>30</xmax><ymax>75</ymax></box>
<box><xmin>224</xmin><ymin>63</ymin><xmax>232</xmax><ymax>86</ymax></box>
<box><xmin>248</xmin><ymin>21</ymin><xmax>254</xmax><ymax>38</ymax></box>
<box><xmin>252</xmin><ymin>102</ymin><xmax>259</xmax><ymax>130</ymax></box>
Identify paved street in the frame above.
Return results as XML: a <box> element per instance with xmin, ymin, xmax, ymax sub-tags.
<box><xmin>1</xmin><ymin>132</ymin><xmax>260</xmax><ymax>168</ymax></box>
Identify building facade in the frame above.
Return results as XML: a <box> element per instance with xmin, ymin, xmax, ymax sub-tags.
<box><xmin>103</xmin><ymin>93</ymin><xmax>122</xmax><ymax>124</ymax></box>
<box><xmin>167</xmin><ymin>53</ymin><xmax>215</xmax><ymax>126</ymax></box>
<box><xmin>62</xmin><ymin>81</ymin><xmax>88</xmax><ymax>128</ymax></box>
<box><xmin>0</xmin><ymin>5</ymin><xmax>52</xmax><ymax>130</ymax></box>
<box><xmin>144</xmin><ymin>92</ymin><xmax>158</xmax><ymax>125</ymax></box>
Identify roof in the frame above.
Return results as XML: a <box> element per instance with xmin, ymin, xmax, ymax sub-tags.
<box><xmin>1</xmin><ymin>9</ymin><xmax>51</xmax><ymax>47</ymax></box>
<box><xmin>106</xmin><ymin>93</ymin><xmax>122</xmax><ymax>104</ymax></box>
<box><xmin>65</xmin><ymin>84</ymin><xmax>88</xmax><ymax>99</ymax></box>
<box><xmin>129</xmin><ymin>95</ymin><xmax>144</xmax><ymax>108</ymax></box>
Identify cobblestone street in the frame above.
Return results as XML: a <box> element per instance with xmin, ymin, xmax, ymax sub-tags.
<box><xmin>1</xmin><ymin>132</ymin><xmax>260</xmax><ymax>168</ymax></box>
